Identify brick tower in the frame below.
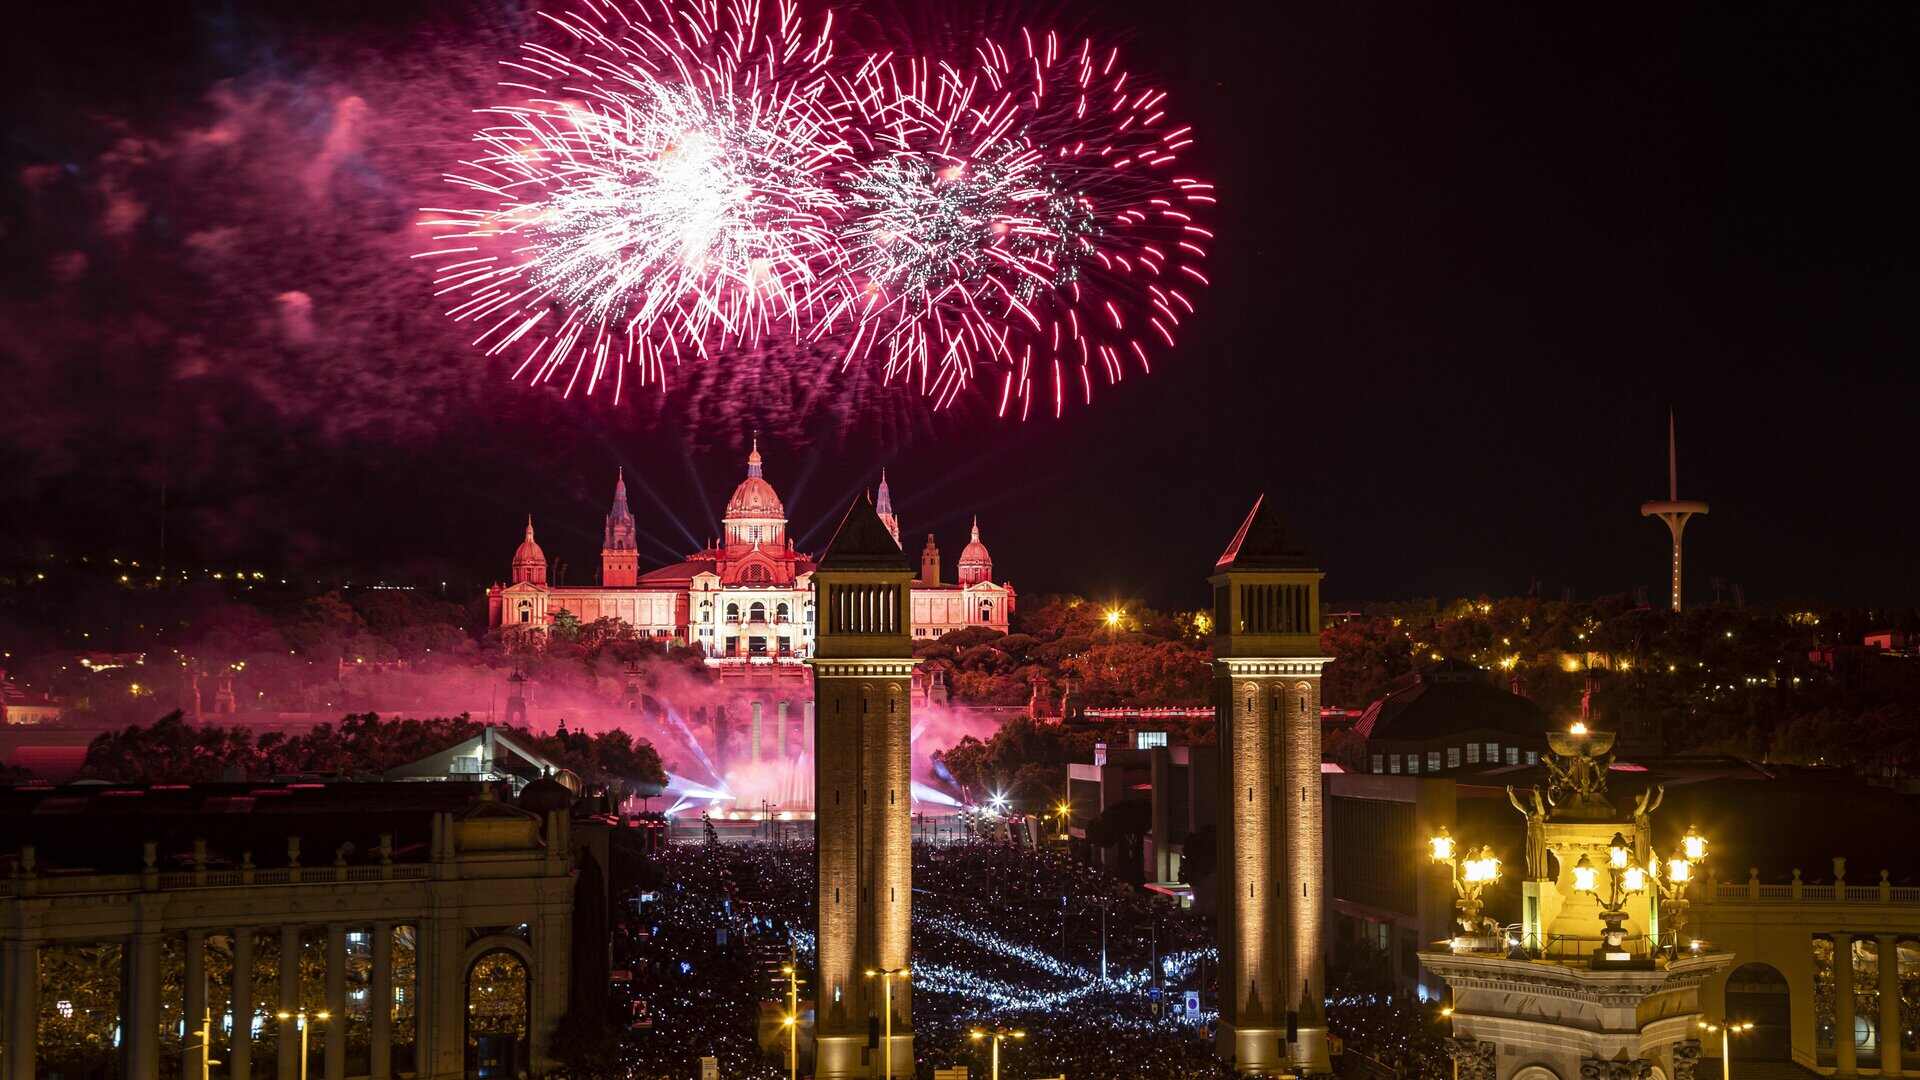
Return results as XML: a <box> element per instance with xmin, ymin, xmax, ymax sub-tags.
<box><xmin>1211</xmin><ymin>495</ymin><xmax>1332</xmax><ymax>1076</ymax></box>
<box><xmin>810</xmin><ymin>493</ymin><xmax>915</xmax><ymax>1078</ymax></box>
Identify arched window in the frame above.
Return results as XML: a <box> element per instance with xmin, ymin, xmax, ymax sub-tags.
<box><xmin>776</xmin><ymin>602</ymin><xmax>791</xmax><ymax>622</ymax></box>
<box><xmin>750</xmin><ymin>601</ymin><xmax>767</xmax><ymax>623</ymax></box>
<box><xmin>726</xmin><ymin>603</ymin><xmax>741</xmax><ymax>623</ymax></box>
<box><xmin>516</xmin><ymin>601</ymin><xmax>531</xmax><ymax>625</ymax></box>
<box><xmin>979</xmin><ymin>601</ymin><xmax>992</xmax><ymax>623</ymax></box>
<box><xmin>743</xmin><ymin>564</ymin><xmax>770</xmax><ymax>584</ymax></box>
<box><xmin>466</xmin><ymin>949</ymin><xmax>529</xmax><ymax>1077</ymax></box>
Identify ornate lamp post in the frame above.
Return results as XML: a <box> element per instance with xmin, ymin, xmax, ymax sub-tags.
<box><xmin>1698</xmin><ymin>1018</ymin><xmax>1754</xmax><ymax>1080</ymax></box>
<box><xmin>1649</xmin><ymin>824</ymin><xmax>1709</xmax><ymax>951</ymax></box>
<box><xmin>865</xmin><ymin>967</ymin><xmax>910</xmax><ymax>1079</ymax></box>
<box><xmin>969</xmin><ymin>1026</ymin><xmax>1026</xmax><ymax>1080</ymax></box>
<box><xmin>1573</xmin><ymin>832</ymin><xmax>1650</xmax><ymax>957</ymax></box>
<box><xmin>1429</xmin><ymin>826</ymin><xmax>1503</xmax><ymax>935</ymax></box>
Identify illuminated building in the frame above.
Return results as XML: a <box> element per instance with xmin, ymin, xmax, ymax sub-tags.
<box><xmin>1209</xmin><ymin>495</ymin><xmax>1333</xmax><ymax>1075</ymax></box>
<box><xmin>1354</xmin><ymin>660</ymin><xmax>1548</xmax><ymax>776</ymax></box>
<box><xmin>809</xmin><ymin>494</ymin><xmax>916</xmax><ymax>1078</ymax></box>
<box><xmin>486</xmin><ymin>443</ymin><xmax>1013</xmax><ymax>654</ymax></box>
<box><xmin>0</xmin><ymin>780</ymin><xmax>575</xmax><ymax>1079</ymax></box>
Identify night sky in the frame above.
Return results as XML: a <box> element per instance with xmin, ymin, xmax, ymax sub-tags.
<box><xmin>3</xmin><ymin>1</ymin><xmax>1916</xmax><ymax>610</ymax></box>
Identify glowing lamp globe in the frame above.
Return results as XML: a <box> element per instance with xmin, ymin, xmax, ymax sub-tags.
<box><xmin>1573</xmin><ymin>854</ymin><xmax>1598</xmax><ymax>894</ymax></box>
<box><xmin>1464</xmin><ymin>848</ymin><xmax>1501</xmax><ymax>885</ymax></box>
<box><xmin>1668</xmin><ymin>854</ymin><xmax>1692</xmax><ymax>883</ymax></box>
<box><xmin>1429</xmin><ymin>830</ymin><xmax>1456</xmax><ymax>863</ymax></box>
<box><xmin>1608</xmin><ymin>833</ymin><xmax>1631</xmax><ymax>869</ymax></box>
<box><xmin>1683</xmin><ymin>825</ymin><xmax>1708</xmax><ymax>862</ymax></box>
<box><xmin>1622</xmin><ymin>865</ymin><xmax>1648</xmax><ymax>894</ymax></box>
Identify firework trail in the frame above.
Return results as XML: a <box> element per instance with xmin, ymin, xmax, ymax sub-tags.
<box><xmin>418</xmin><ymin>0</ymin><xmax>849</xmax><ymax>400</ymax></box>
<box><xmin>825</xmin><ymin>28</ymin><xmax>1214</xmax><ymax>418</ymax></box>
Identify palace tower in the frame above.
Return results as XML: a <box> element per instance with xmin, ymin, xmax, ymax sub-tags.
<box><xmin>810</xmin><ymin>494</ymin><xmax>916</xmax><ymax>1078</ymax></box>
<box><xmin>1211</xmin><ymin>496</ymin><xmax>1332</xmax><ymax>1075</ymax></box>
<box><xmin>601</xmin><ymin>468</ymin><xmax>639</xmax><ymax>587</ymax></box>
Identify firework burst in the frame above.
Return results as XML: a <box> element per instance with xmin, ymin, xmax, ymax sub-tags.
<box><xmin>828</xmin><ymin>29</ymin><xmax>1214</xmax><ymax>418</ymax></box>
<box><xmin>418</xmin><ymin>0</ymin><xmax>848</xmax><ymax>400</ymax></box>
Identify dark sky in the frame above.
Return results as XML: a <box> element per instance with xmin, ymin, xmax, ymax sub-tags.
<box><xmin>3</xmin><ymin>1</ymin><xmax>1916</xmax><ymax>611</ymax></box>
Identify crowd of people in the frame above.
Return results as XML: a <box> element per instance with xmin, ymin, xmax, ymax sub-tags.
<box><xmin>603</xmin><ymin>832</ymin><xmax>1443</xmax><ymax>1079</ymax></box>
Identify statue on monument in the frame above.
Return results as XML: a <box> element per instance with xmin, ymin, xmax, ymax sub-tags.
<box><xmin>1507</xmin><ymin>784</ymin><xmax>1551</xmax><ymax>880</ymax></box>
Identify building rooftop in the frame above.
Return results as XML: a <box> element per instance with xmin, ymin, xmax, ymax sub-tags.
<box><xmin>1354</xmin><ymin>660</ymin><xmax>1550</xmax><ymax>744</ymax></box>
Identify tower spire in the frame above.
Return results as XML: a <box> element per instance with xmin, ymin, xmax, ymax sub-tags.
<box><xmin>747</xmin><ymin>431</ymin><xmax>763</xmax><ymax>478</ymax></box>
<box><xmin>875</xmin><ymin>469</ymin><xmax>900</xmax><ymax>546</ymax></box>
<box><xmin>1641</xmin><ymin>411</ymin><xmax>1708</xmax><ymax>612</ymax></box>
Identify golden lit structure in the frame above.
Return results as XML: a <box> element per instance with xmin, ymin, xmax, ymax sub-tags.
<box><xmin>865</xmin><ymin>968</ymin><xmax>911</xmax><ymax>1080</ymax></box>
<box><xmin>781</xmin><ymin>957</ymin><xmax>803</xmax><ymax>1080</ymax></box>
<box><xmin>811</xmin><ymin>494</ymin><xmax>917</xmax><ymax>1078</ymax></box>
<box><xmin>969</xmin><ymin>1026</ymin><xmax>1026</xmax><ymax>1080</ymax></box>
<box><xmin>1209</xmin><ymin>496</ymin><xmax>1332</xmax><ymax>1075</ymax></box>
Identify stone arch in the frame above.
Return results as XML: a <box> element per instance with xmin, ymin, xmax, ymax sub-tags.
<box><xmin>1727</xmin><ymin>960</ymin><xmax>1793</xmax><ymax>1060</ymax></box>
<box><xmin>1512</xmin><ymin>1067</ymin><xmax>1560</xmax><ymax>1080</ymax></box>
<box><xmin>464</xmin><ymin>940</ymin><xmax>532</xmax><ymax>1078</ymax></box>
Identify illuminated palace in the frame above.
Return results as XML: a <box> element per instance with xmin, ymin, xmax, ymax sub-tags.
<box><xmin>486</xmin><ymin>441</ymin><xmax>1014</xmax><ymax>658</ymax></box>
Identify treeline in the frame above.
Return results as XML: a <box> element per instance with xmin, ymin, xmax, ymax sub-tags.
<box><xmin>76</xmin><ymin>711</ymin><xmax>669</xmax><ymax>796</ymax></box>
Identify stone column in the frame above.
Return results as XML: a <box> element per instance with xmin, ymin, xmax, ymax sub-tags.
<box><xmin>370</xmin><ymin>923</ymin><xmax>393</xmax><ymax>1080</ymax></box>
<box><xmin>1834</xmin><ymin>932</ymin><xmax>1857</xmax><ymax>1076</ymax></box>
<box><xmin>185</xmin><ymin>929</ymin><xmax>208</xmax><ymax>1078</ymax></box>
<box><xmin>232</xmin><ymin>928</ymin><xmax>255</xmax><ymax>1080</ymax></box>
<box><xmin>324</xmin><ymin>925</ymin><xmax>346</xmax><ymax>1079</ymax></box>
<box><xmin>125</xmin><ymin>928</ymin><xmax>163</xmax><ymax>1078</ymax></box>
<box><xmin>3</xmin><ymin>937</ymin><xmax>38</xmax><ymax>1080</ymax></box>
<box><xmin>1878</xmin><ymin>934</ymin><xmax>1902</xmax><ymax>1077</ymax></box>
<box><xmin>279</xmin><ymin>925</ymin><xmax>301</xmax><ymax>1080</ymax></box>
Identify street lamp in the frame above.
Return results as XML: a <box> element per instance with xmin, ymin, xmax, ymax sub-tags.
<box><xmin>275</xmin><ymin>1009</ymin><xmax>329</xmax><ymax>1080</ymax></box>
<box><xmin>1698</xmin><ymin>1018</ymin><xmax>1755</xmax><ymax>1080</ymax></box>
<box><xmin>1428</xmin><ymin>826</ymin><xmax>1502</xmax><ymax>934</ymax></box>
<box><xmin>969</xmin><ymin>1026</ymin><xmax>1026</xmax><ymax>1080</ymax></box>
<box><xmin>186</xmin><ymin>1009</ymin><xmax>222</xmax><ymax>1080</ymax></box>
<box><xmin>1056</xmin><ymin>799</ymin><xmax>1072</xmax><ymax>840</ymax></box>
<box><xmin>780</xmin><ymin>957</ymin><xmax>803</xmax><ymax>1080</ymax></box>
<box><xmin>865</xmin><ymin>967</ymin><xmax>910</xmax><ymax>1079</ymax></box>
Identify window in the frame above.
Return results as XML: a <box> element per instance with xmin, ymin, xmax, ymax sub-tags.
<box><xmin>749</xmin><ymin>601</ymin><xmax>767</xmax><ymax>623</ymax></box>
<box><xmin>1388</xmin><ymin>755</ymin><xmax>1401</xmax><ymax>774</ymax></box>
<box><xmin>1466</xmin><ymin>744</ymin><xmax>1481</xmax><ymax>765</ymax></box>
<box><xmin>517</xmin><ymin>602</ymin><xmax>531</xmax><ymax>624</ymax></box>
<box><xmin>1447</xmin><ymin>747</ymin><xmax>1461</xmax><ymax>769</ymax></box>
<box><xmin>1486</xmin><ymin>742</ymin><xmax>1500</xmax><ymax>762</ymax></box>
<box><xmin>1506</xmin><ymin>747</ymin><xmax>1519</xmax><ymax>765</ymax></box>
<box><xmin>1525</xmin><ymin>751</ymin><xmax>1538</xmax><ymax>765</ymax></box>
<box><xmin>1426</xmin><ymin>751</ymin><xmax>1441</xmax><ymax>772</ymax></box>
<box><xmin>1371</xmin><ymin>755</ymin><xmax>1384</xmax><ymax>774</ymax></box>
<box><xmin>776</xmin><ymin>602</ymin><xmax>790</xmax><ymax>621</ymax></box>
<box><xmin>726</xmin><ymin>603</ymin><xmax>740</xmax><ymax>622</ymax></box>
<box><xmin>1406</xmin><ymin>755</ymin><xmax>1420</xmax><ymax>775</ymax></box>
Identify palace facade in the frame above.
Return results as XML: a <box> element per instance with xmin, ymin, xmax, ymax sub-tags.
<box><xmin>485</xmin><ymin>442</ymin><xmax>1014</xmax><ymax>658</ymax></box>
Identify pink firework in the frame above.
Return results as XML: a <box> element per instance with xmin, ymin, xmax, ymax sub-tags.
<box><xmin>827</xmin><ymin>28</ymin><xmax>1214</xmax><ymax>419</ymax></box>
<box><xmin>417</xmin><ymin>0</ymin><xmax>848</xmax><ymax>400</ymax></box>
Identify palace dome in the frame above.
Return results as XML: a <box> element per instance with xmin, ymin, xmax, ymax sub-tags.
<box><xmin>725</xmin><ymin>437</ymin><xmax>785</xmax><ymax>519</ymax></box>
<box><xmin>513</xmin><ymin>517</ymin><xmax>545</xmax><ymax>566</ymax></box>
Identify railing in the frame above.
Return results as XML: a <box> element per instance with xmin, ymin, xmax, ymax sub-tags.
<box><xmin>1708</xmin><ymin>880</ymin><xmax>1920</xmax><ymax>904</ymax></box>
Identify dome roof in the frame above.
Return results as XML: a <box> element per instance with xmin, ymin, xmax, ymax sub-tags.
<box><xmin>513</xmin><ymin>517</ymin><xmax>546</xmax><ymax>565</ymax></box>
<box><xmin>725</xmin><ymin>436</ymin><xmax>785</xmax><ymax>519</ymax></box>
<box><xmin>958</xmin><ymin>516</ymin><xmax>991</xmax><ymax>567</ymax></box>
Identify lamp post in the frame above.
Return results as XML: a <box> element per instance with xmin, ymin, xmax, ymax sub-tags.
<box><xmin>275</xmin><ymin>1009</ymin><xmax>329</xmax><ymax>1080</ymax></box>
<box><xmin>1056</xmin><ymin>799</ymin><xmax>1072</xmax><ymax>841</ymax></box>
<box><xmin>969</xmin><ymin>1026</ymin><xmax>1026</xmax><ymax>1080</ymax></box>
<box><xmin>186</xmin><ymin>1009</ymin><xmax>222</xmax><ymax>1080</ymax></box>
<box><xmin>1573</xmin><ymin>832</ymin><xmax>1650</xmax><ymax>957</ymax></box>
<box><xmin>1428</xmin><ymin>827</ymin><xmax>1503</xmax><ymax>935</ymax></box>
<box><xmin>1649</xmin><ymin>824</ymin><xmax>1709</xmax><ymax>951</ymax></box>
<box><xmin>1698</xmin><ymin>1018</ymin><xmax>1754</xmax><ymax>1080</ymax></box>
<box><xmin>865</xmin><ymin>967</ymin><xmax>909</xmax><ymax>1079</ymax></box>
<box><xmin>780</xmin><ymin>956</ymin><xmax>802</xmax><ymax>1080</ymax></box>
